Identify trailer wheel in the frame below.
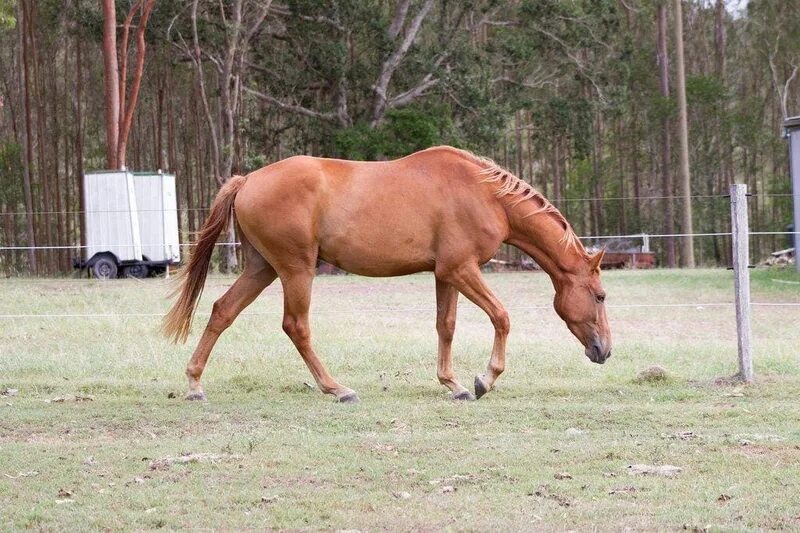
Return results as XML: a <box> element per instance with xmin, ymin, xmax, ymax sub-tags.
<box><xmin>92</xmin><ymin>256</ymin><xmax>118</xmax><ymax>280</ymax></box>
<box><xmin>123</xmin><ymin>264</ymin><xmax>149</xmax><ymax>279</ymax></box>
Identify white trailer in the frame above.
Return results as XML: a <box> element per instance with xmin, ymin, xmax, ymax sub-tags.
<box><xmin>76</xmin><ymin>170</ymin><xmax>181</xmax><ymax>279</ymax></box>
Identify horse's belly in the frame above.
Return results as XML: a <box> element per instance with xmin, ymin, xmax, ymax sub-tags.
<box><xmin>318</xmin><ymin>214</ymin><xmax>436</xmax><ymax>277</ymax></box>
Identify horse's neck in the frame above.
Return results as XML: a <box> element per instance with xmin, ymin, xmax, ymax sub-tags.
<box><xmin>504</xmin><ymin>200</ymin><xmax>586</xmax><ymax>281</ymax></box>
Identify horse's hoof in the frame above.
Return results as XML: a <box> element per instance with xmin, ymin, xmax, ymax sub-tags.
<box><xmin>474</xmin><ymin>376</ymin><xmax>489</xmax><ymax>399</ymax></box>
<box><xmin>452</xmin><ymin>390</ymin><xmax>476</xmax><ymax>401</ymax></box>
<box><xmin>337</xmin><ymin>392</ymin><xmax>360</xmax><ymax>404</ymax></box>
<box><xmin>184</xmin><ymin>391</ymin><xmax>207</xmax><ymax>401</ymax></box>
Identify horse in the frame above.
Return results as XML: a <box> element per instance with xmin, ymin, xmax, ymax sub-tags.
<box><xmin>162</xmin><ymin>146</ymin><xmax>612</xmax><ymax>403</ymax></box>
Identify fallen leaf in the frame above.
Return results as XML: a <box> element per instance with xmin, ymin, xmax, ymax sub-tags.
<box><xmin>149</xmin><ymin>452</ymin><xmax>243</xmax><ymax>470</ymax></box>
<box><xmin>609</xmin><ymin>486</ymin><xmax>638</xmax><ymax>495</ymax></box>
<box><xmin>529</xmin><ymin>485</ymin><xmax>572</xmax><ymax>507</ymax></box>
<box><xmin>4</xmin><ymin>470</ymin><xmax>38</xmax><ymax>479</ymax></box>
<box><xmin>627</xmin><ymin>464</ymin><xmax>682</xmax><ymax>477</ymax></box>
<box><xmin>45</xmin><ymin>394</ymin><xmax>94</xmax><ymax>403</ymax></box>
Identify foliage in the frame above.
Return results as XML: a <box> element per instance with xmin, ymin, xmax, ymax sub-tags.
<box><xmin>1</xmin><ymin>1</ymin><xmax>799</xmax><ymax>273</ymax></box>
<box><xmin>0</xmin><ymin>0</ymin><xmax>14</xmax><ymax>28</ymax></box>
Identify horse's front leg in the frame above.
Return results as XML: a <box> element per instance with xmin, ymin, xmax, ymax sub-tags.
<box><xmin>435</xmin><ymin>277</ymin><xmax>474</xmax><ymax>400</ymax></box>
<box><xmin>439</xmin><ymin>263</ymin><xmax>509</xmax><ymax>399</ymax></box>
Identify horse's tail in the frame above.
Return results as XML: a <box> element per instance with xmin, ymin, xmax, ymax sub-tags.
<box><xmin>161</xmin><ymin>174</ymin><xmax>248</xmax><ymax>344</ymax></box>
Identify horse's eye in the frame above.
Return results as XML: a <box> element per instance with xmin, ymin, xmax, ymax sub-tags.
<box><xmin>596</xmin><ymin>294</ymin><xmax>606</xmax><ymax>303</ymax></box>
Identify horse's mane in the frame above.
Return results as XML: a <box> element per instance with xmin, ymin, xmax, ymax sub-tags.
<box><xmin>429</xmin><ymin>147</ymin><xmax>583</xmax><ymax>252</ymax></box>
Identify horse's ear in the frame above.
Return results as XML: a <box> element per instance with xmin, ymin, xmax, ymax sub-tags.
<box><xmin>589</xmin><ymin>249</ymin><xmax>605</xmax><ymax>272</ymax></box>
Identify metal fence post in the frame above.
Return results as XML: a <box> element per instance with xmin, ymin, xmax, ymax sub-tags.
<box><xmin>730</xmin><ymin>184</ymin><xmax>754</xmax><ymax>383</ymax></box>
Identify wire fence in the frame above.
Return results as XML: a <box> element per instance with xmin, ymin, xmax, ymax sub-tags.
<box><xmin>1</xmin><ymin>232</ymin><xmax>797</xmax><ymax>251</ymax></box>
<box><xmin>0</xmin><ymin>192</ymin><xmax>793</xmax><ymax>218</ymax></box>
<box><xmin>0</xmin><ymin>301</ymin><xmax>798</xmax><ymax>321</ymax></box>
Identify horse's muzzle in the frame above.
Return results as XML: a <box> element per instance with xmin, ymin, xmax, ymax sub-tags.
<box><xmin>586</xmin><ymin>338</ymin><xmax>611</xmax><ymax>364</ymax></box>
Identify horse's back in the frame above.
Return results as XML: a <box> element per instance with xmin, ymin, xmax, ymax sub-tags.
<box><xmin>235</xmin><ymin>149</ymin><xmax>508</xmax><ymax>276</ymax></box>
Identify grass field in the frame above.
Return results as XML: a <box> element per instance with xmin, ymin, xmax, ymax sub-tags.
<box><xmin>1</xmin><ymin>268</ymin><xmax>800</xmax><ymax>530</ymax></box>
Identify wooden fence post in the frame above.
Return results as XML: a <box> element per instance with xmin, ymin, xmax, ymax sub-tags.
<box><xmin>730</xmin><ymin>184</ymin><xmax>754</xmax><ymax>383</ymax></box>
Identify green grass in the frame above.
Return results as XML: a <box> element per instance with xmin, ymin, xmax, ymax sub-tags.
<box><xmin>1</xmin><ymin>268</ymin><xmax>799</xmax><ymax>530</ymax></box>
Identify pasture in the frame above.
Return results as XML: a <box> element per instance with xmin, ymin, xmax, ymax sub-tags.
<box><xmin>1</xmin><ymin>268</ymin><xmax>799</xmax><ymax>530</ymax></box>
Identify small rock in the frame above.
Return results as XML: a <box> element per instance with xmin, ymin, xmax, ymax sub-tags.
<box><xmin>83</xmin><ymin>456</ymin><xmax>96</xmax><ymax>466</ymax></box>
<box><xmin>554</xmin><ymin>472</ymin><xmax>572</xmax><ymax>480</ymax></box>
<box><xmin>393</xmin><ymin>491</ymin><xmax>411</xmax><ymax>499</ymax></box>
<box><xmin>440</xmin><ymin>485</ymin><xmax>456</xmax><ymax>493</ymax></box>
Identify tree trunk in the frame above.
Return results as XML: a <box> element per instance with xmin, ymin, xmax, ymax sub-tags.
<box><xmin>101</xmin><ymin>0</ymin><xmax>119</xmax><ymax>169</ymax></box>
<box><xmin>657</xmin><ymin>3</ymin><xmax>676</xmax><ymax>267</ymax></box>
<box><xmin>673</xmin><ymin>0</ymin><xmax>694</xmax><ymax>267</ymax></box>
<box><xmin>76</xmin><ymin>0</ymin><xmax>86</xmax><ymax>251</ymax></box>
<box><xmin>19</xmin><ymin>0</ymin><xmax>37</xmax><ymax>273</ymax></box>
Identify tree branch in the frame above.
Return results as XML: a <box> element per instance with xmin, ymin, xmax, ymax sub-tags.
<box><xmin>371</xmin><ymin>0</ymin><xmax>434</xmax><ymax>127</ymax></box>
<box><xmin>117</xmin><ymin>0</ymin><xmax>155</xmax><ymax>168</ymax></box>
<box><xmin>243</xmin><ymin>86</ymin><xmax>339</xmax><ymax>121</ymax></box>
<box><xmin>388</xmin><ymin>74</ymin><xmax>439</xmax><ymax>109</ymax></box>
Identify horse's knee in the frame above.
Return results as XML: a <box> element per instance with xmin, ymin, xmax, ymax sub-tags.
<box><xmin>492</xmin><ymin>309</ymin><xmax>510</xmax><ymax>336</ymax></box>
<box><xmin>208</xmin><ymin>300</ymin><xmax>234</xmax><ymax>333</ymax></box>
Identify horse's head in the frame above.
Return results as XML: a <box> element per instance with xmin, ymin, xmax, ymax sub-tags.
<box><xmin>552</xmin><ymin>250</ymin><xmax>612</xmax><ymax>364</ymax></box>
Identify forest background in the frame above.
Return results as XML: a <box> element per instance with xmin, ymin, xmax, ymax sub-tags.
<box><xmin>0</xmin><ymin>0</ymin><xmax>798</xmax><ymax>275</ymax></box>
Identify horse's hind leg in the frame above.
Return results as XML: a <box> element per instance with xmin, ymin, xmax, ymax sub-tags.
<box><xmin>280</xmin><ymin>269</ymin><xmax>358</xmax><ymax>403</ymax></box>
<box><xmin>435</xmin><ymin>277</ymin><xmax>474</xmax><ymax>401</ymax></box>
<box><xmin>184</xmin><ymin>250</ymin><xmax>277</xmax><ymax>400</ymax></box>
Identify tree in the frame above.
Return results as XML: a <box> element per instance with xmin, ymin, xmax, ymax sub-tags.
<box><xmin>100</xmin><ymin>0</ymin><xmax>156</xmax><ymax>170</ymax></box>
<box><xmin>657</xmin><ymin>2</ymin><xmax>676</xmax><ymax>267</ymax></box>
<box><xmin>170</xmin><ymin>0</ymin><xmax>271</xmax><ymax>272</ymax></box>
<box><xmin>673</xmin><ymin>0</ymin><xmax>694</xmax><ymax>267</ymax></box>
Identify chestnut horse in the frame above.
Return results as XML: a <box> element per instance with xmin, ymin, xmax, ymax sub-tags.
<box><xmin>162</xmin><ymin>146</ymin><xmax>611</xmax><ymax>403</ymax></box>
